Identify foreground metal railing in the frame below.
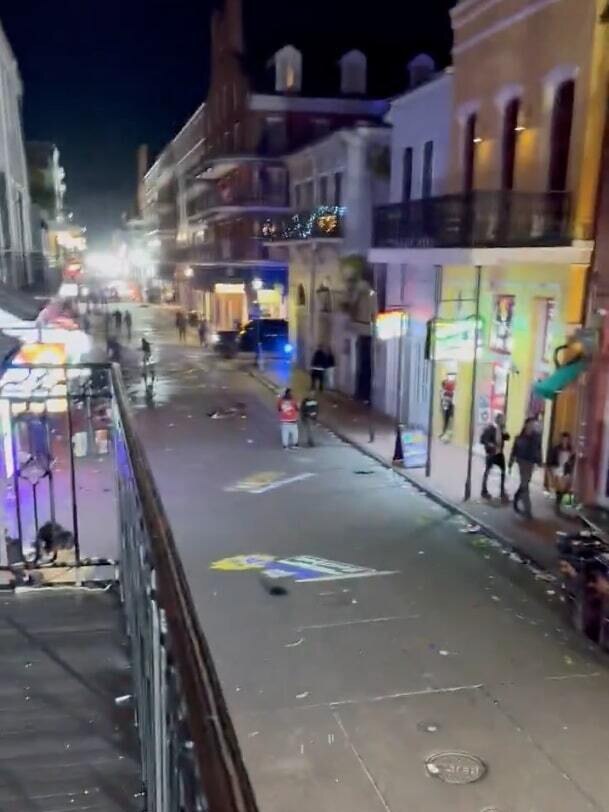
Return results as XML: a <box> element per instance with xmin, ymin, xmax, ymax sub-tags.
<box><xmin>112</xmin><ymin>366</ymin><xmax>259</xmax><ymax>812</ymax></box>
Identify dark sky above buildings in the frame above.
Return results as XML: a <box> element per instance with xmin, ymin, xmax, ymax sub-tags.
<box><xmin>2</xmin><ymin>0</ymin><xmax>454</xmax><ymax>245</ymax></box>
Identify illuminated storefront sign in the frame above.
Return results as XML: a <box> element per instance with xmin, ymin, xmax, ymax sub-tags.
<box><xmin>433</xmin><ymin>318</ymin><xmax>483</xmax><ymax>361</ymax></box>
<box><xmin>376</xmin><ymin>311</ymin><xmax>408</xmax><ymax>341</ymax></box>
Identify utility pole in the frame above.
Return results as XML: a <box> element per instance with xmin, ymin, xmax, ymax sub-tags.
<box><xmin>464</xmin><ymin>265</ymin><xmax>482</xmax><ymax>501</ymax></box>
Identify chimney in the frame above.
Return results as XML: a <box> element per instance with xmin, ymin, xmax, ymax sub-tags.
<box><xmin>271</xmin><ymin>45</ymin><xmax>302</xmax><ymax>93</ymax></box>
<box><xmin>339</xmin><ymin>50</ymin><xmax>367</xmax><ymax>96</ymax></box>
<box><xmin>407</xmin><ymin>53</ymin><xmax>435</xmax><ymax>89</ymax></box>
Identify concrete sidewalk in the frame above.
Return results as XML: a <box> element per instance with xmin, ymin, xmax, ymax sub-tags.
<box><xmin>251</xmin><ymin>359</ymin><xmax>576</xmax><ymax>572</ymax></box>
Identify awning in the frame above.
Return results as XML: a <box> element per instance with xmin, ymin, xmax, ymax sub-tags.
<box><xmin>533</xmin><ymin>359</ymin><xmax>586</xmax><ymax>400</ymax></box>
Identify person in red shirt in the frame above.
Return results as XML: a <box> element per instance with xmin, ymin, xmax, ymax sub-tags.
<box><xmin>277</xmin><ymin>388</ymin><xmax>299</xmax><ymax>449</ymax></box>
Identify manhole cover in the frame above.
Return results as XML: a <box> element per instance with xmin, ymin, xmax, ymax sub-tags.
<box><xmin>425</xmin><ymin>751</ymin><xmax>487</xmax><ymax>785</ymax></box>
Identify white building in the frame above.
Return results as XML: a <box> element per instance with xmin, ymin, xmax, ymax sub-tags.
<box><xmin>0</xmin><ymin>20</ymin><xmax>33</xmax><ymax>289</ymax></box>
<box><xmin>372</xmin><ymin>66</ymin><xmax>453</xmax><ymax>423</ymax></box>
<box><xmin>269</xmin><ymin>125</ymin><xmax>391</xmax><ymax>398</ymax></box>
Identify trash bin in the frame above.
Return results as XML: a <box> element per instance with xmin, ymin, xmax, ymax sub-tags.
<box><xmin>556</xmin><ymin>531</ymin><xmax>607</xmax><ymax>641</ymax></box>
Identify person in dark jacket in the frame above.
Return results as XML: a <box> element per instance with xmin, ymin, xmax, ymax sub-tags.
<box><xmin>480</xmin><ymin>413</ymin><xmax>510</xmax><ymax>500</ymax></box>
<box><xmin>547</xmin><ymin>432</ymin><xmax>576</xmax><ymax>513</ymax></box>
<box><xmin>509</xmin><ymin>417</ymin><xmax>542</xmax><ymax>518</ymax></box>
<box><xmin>310</xmin><ymin>346</ymin><xmax>327</xmax><ymax>391</ymax></box>
<box><xmin>300</xmin><ymin>389</ymin><xmax>319</xmax><ymax>447</ymax></box>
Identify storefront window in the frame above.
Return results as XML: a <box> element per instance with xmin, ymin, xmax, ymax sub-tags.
<box><xmin>490</xmin><ymin>294</ymin><xmax>515</xmax><ymax>355</ymax></box>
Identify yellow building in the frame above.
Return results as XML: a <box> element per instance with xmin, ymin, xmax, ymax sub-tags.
<box><xmin>370</xmin><ymin>0</ymin><xmax>609</xmax><ymax>497</ymax></box>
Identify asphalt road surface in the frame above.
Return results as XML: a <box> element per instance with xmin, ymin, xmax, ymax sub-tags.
<box><xmin>125</xmin><ymin>305</ymin><xmax>609</xmax><ymax>812</ymax></box>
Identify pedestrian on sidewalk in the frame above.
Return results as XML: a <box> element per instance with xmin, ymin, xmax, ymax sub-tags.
<box><xmin>509</xmin><ymin>417</ymin><xmax>542</xmax><ymax>519</ymax></box>
<box><xmin>124</xmin><ymin>311</ymin><xmax>132</xmax><ymax>341</ymax></box>
<box><xmin>300</xmin><ymin>389</ymin><xmax>319</xmax><ymax>447</ymax></box>
<box><xmin>325</xmin><ymin>346</ymin><xmax>336</xmax><ymax>390</ymax></box>
<box><xmin>278</xmin><ymin>388</ymin><xmax>299</xmax><ymax>449</ymax></box>
<box><xmin>113</xmin><ymin>310</ymin><xmax>123</xmax><ymax>334</ymax></box>
<box><xmin>547</xmin><ymin>432</ymin><xmax>576</xmax><ymax>514</ymax></box>
<box><xmin>439</xmin><ymin>374</ymin><xmax>456</xmax><ymax>441</ymax></box>
<box><xmin>480</xmin><ymin>413</ymin><xmax>510</xmax><ymax>501</ymax></box>
<box><xmin>176</xmin><ymin>311</ymin><xmax>187</xmax><ymax>342</ymax></box>
<box><xmin>82</xmin><ymin>313</ymin><xmax>91</xmax><ymax>334</ymax></box>
<box><xmin>198</xmin><ymin>318</ymin><xmax>208</xmax><ymax>346</ymax></box>
<box><xmin>310</xmin><ymin>346</ymin><xmax>327</xmax><ymax>391</ymax></box>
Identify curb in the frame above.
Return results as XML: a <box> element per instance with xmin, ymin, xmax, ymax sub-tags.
<box><xmin>249</xmin><ymin>366</ymin><xmax>556</xmax><ymax>576</ymax></box>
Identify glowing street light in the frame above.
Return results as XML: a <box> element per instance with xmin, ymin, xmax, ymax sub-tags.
<box><xmin>184</xmin><ymin>266</ymin><xmax>194</xmax><ymax>279</ymax></box>
<box><xmin>252</xmin><ymin>277</ymin><xmax>263</xmax><ymax>291</ymax></box>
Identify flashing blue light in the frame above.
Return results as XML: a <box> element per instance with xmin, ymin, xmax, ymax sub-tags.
<box><xmin>284</xmin><ymin>342</ymin><xmax>293</xmax><ymax>354</ymax></box>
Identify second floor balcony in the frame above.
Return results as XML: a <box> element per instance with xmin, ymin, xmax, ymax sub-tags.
<box><xmin>187</xmin><ymin>185</ymin><xmax>289</xmax><ymax>220</ymax></box>
<box><xmin>264</xmin><ymin>206</ymin><xmax>346</xmax><ymax>242</ymax></box>
<box><xmin>373</xmin><ymin>191</ymin><xmax>573</xmax><ymax>250</ymax></box>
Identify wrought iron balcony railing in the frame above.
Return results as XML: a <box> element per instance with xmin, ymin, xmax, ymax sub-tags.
<box><xmin>187</xmin><ymin>187</ymin><xmax>289</xmax><ymax>218</ymax></box>
<box><xmin>373</xmin><ymin>191</ymin><xmax>573</xmax><ymax>249</ymax></box>
<box><xmin>264</xmin><ymin>206</ymin><xmax>345</xmax><ymax>241</ymax></box>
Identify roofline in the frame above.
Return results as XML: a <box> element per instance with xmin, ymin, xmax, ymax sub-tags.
<box><xmin>145</xmin><ymin>99</ymin><xmax>207</xmax><ymax>182</ymax></box>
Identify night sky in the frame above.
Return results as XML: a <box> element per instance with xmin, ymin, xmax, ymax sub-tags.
<box><xmin>2</xmin><ymin>1</ymin><xmax>454</xmax><ymax>247</ymax></box>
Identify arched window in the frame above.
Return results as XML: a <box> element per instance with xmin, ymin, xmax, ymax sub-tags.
<box><xmin>297</xmin><ymin>283</ymin><xmax>306</xmax><ymax>307</ymax></box>
<box><xmin>501</xmin><ymin>98</ymin><xmax>520</xmax><ymax>191</ymax></box>
<box><xmin>463</xmin><ymin>113</ymin><xmax>477</xmax><ymax>193</ymax></box>
<box><xmin>548</xmin><ymin>79</ymin><xmax>575</xmax><ymax>192</ymax></box>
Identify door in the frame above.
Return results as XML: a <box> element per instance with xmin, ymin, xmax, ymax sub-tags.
<box><xmin>355</xmin><ymin>336</ymin><xmax>372</xmax><ymax>402</ymax></box>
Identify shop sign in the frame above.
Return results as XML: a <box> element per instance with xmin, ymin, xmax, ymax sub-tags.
<box><xmin>401</xmin><ymin>429</ymin><xmax>427</xmax><ymax>469</ymax></box>
<box><xmin>376</xmin><ymin>311</ymin><xmax>407</xmax><ymax>341</ymax></box>
<box><xmin>431</xmin><ymin>318</ymin><xmax>483</xmax><ymax>361</ymax></box>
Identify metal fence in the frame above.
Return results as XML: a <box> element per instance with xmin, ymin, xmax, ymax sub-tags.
<box><xmin>373</xmin><ymin>191</ymin><xmax>573</xmax><ymax>249</ymax></box>
<box><xmin>112</xmin><ymin>366</ymin><xmax>259</xmax><ymax>812</ymax></box>
<box><xmin>0</xmin><ymin>359</ymin><xmax>259</xmax><ymax>811</ymax></box>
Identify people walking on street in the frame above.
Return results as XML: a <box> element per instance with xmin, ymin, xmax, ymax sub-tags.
<box><xmin>113</xmin><ymin>309</ymin><xmax>123</xmax><ymax>334</ymax></box>
<box><xmin>480</xmin><ymin>413</ymin><xmax>510</xmax><ymax>500</ymax></box>
<box><xmin>198</xmin><ymin>318</ymin><xmax>208</xmax><ymax>346</ymax></box>
<box><xmin>547</xmin><ymin>432</ymin><xmax>576</xmax><ymax>514</ymax></box>
<box><xmin>300</xmin><ymin>389</ymin><xmax>319</xmax><ymax>447</ymax></box>
<box><xmin>439</xmin><ymin>374</ymin><xmax>456</xmax><ymax>441</ymax></box>
<box><xmin>310</xmin><ymin>346</ymin><xmax>327</xmax><ymax>391</ymax></box>
<box><xmin>82</xmin><ymin>313</ymin><xmax>91</xmax><ymax>334</ymax></box>
<box><xmin>124</xmin><ymin>310</ymin><xmax>132</xmax><ymax>341</ymax></box>
<box><xmin>509</xmin><ymin>417</ymin><xmax>542</xmax><ymax>519</ymax></box>
<box><xmin>176</xmin><ymin>311</ymin><xmax>187</xmax><ymax>342</ymax></box>
<box><xmin>278</xmin><ymin>388</ymin><xmax>299</xmax><ymax>449</ymax></box>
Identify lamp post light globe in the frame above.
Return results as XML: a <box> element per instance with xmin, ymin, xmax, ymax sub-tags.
<box><xmin>252</xmin><ymin>277</ymin><xmax>263</xmax><ymax>291</ymax></box>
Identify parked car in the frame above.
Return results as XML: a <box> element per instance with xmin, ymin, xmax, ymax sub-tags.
<box><xmin>238</xmin><ymin>319</ymin><xmax>292</xmax><ymax>355</ymax></box>
<box><xmin>211</xmin><ymin>330</ymin><xmax>239</xmax><ymax>358</ymax></box>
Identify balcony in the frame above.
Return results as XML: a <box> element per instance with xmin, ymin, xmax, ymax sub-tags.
<box><xmin>373</xmin><ymin>191</ymin><xmax>573</xmax><ymax>249</ymax></box>
<box><xmin>187</xmin><ymin>186</ymin><xmax>289</xmax><ymax>220</ymax></box>
<box><xmin>175</xmin><ymin>237</ymin><xmax>285</xmax><ymax>268</ymax></box>
<box><xmin>264</xmin><ymin>206</ymin><xmax>346</xmax><ymax>242</ymax></box>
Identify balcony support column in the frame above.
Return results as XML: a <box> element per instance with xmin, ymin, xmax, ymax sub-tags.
<box><xmin>464</xmin><ymin>264</ymin><xmax>483</xmax><ymax>502</ymax></box>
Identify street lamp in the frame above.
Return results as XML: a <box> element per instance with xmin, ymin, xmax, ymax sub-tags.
<box><xmin>184</xmin><ymin>266</ymin><xmax>194</xmax><ymax>278</ymax></box>
<box><xmin>252</xmin><ymin>278</ymin><xmax>263</xmax><ymax>369</ymax></box>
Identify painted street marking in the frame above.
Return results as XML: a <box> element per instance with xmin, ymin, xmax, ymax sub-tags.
<box><xmin>225</xmin><ymin>471</ymin><xmax>283</xmax><ymax>492</ymax></box>
<box><xmin>297</xmin><ymin>615</ymin><xmax>419</xmax><ymax>631</ymax></box>
<box><xmin>250</xmin><ymin>472</ymin><xmax>315</xmax><ymax>494</ymax></box>
<box><xmin>210</xmin><ymin>555</ymin><xmax>275</xmax><ymax>571</ymax></box>
<box><xmin>210</xmin><ymin>553</ymin><xmax>399</xmax><ymax>583</ymax></box>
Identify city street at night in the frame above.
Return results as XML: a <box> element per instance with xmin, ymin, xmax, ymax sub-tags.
<box><xmin>126</xmin><ymin>306</ymin><xmax>609</xmax><ymax>812</ymax></box>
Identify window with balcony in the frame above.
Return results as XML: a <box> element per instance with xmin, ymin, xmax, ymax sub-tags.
<box><xmin>303</xmin><ymin>180</ymin><xmax>314</xmax><ymax>208</ymax></box>
<box><xmin>548</xmin><ymin>79</ymin><xmax>575</xmax><ymax>192</ymax></box>
<box><xmin>421</xmin><ymin>141</ymin><xmax>434</xmax><ymax>199</ymax></box>
<box><xmin>319</xmin><ymin>175</ymin><xmax>329</xmax><ymax>205</ymax></box>
<box><xmin>463</xmin><ymin>113</ymin><xmax>477</xmax><ymax>193</ymax></box>
<box><xmin>402</xmin><ymin>147</ymin><xmax>413</xmax><ymax>201</ymax></box>
<box><xmin>294</xmin><ymin>184</ymin><xmax>302</xmax><ymax>208</ymax></box>
<box><xmin>334</xmin><ymin>172</ymin><xmax>343</xmax><ymax>206</ymax></box>
<box><xmin>501</xmin><ymin>98</ymin><xmax>520</xmax><ymax>191</ymax></box>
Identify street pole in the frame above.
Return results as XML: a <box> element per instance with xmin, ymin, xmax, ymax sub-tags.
<box><xmin>392</xmin><ymin>310</ymin><xmax>406</xmax><ymax>463</ymax></box>
<box><xmin>426</xmin><ymin>264</ymin><xmax>443</xmax><ymax>478</ymax></box>
<box><xmin>464</xmin><ymin>264</ymin><xmax>482</xmax><ymax>502</ymax></box>
<box><xmin>369</xmin><ymin>264</ymin><xmax>378</xmax><ymax>443</ymax></box>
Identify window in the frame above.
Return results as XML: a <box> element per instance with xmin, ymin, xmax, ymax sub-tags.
<box><xmin>334</xmin><ymin>172</ymin><xmax>343</xmax><ymax>206</ymax></box>
<box><xmin>319</xmin><ymin>175</ymin><xmax>329</xmax><ymax>205</ymax></box>
<box><xmin>402</xmin><ymin>147</ymin><xmax>413</xmax><ymax>201</ymax></box>
<box><xmin>548</xmin><ymin>79</ymin><xmax>575</xmax><ymax>192</ymax></box>
<box><xmin>421</xmin><ymin>141</ymin><xmax>434</xmax><ymax>199</ymax></box>
<box><xmin>286</xmin><ymin>64</ymin><xmax>296</xmax><ymax>91</ymax></box>
<box><xmin>501</xmin><ymin>98</ymin><xmax>520</xmax><ymax>191</ymax></box>
<box><xmin>463</xmin><ymin>113</ymin><xmax>477</xmax><ymax>193</ymax></box>
<box><xmin>294</xmin><ymin>184</ymin><xmax>302</xmax><ymax>207</ymax></box>
<box><xmin>263</xmin><ymin>116</ymin><xmax>287</xmax><ymax>154</ymax></box>
<box><xmin>303</xmin><ymin>180</ymin><xmax>314</xmax><ymax>208</ymax></box>
<box><xmin>233</xmin><ymin>122</ymin><xmax>241</xmax><ymax>151</ymax></box>
<box><xmin>297</xmin><ymin>283</ymin><xmax>306</xmax><ymax>306</ymax></box>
